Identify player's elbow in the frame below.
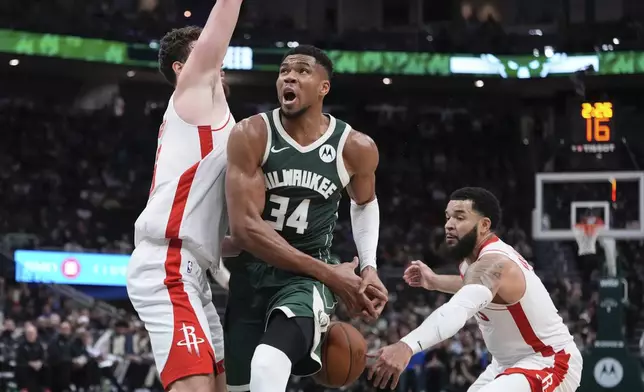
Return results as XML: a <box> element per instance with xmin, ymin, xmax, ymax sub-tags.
<box><xmin>228</xmin><ymin>215</ymin><xmax>260</xmax><ymax>250</ymax></box>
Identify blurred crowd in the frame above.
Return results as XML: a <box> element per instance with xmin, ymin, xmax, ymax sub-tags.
<box><xmin>0</xmin><ymin>278</ymin><xmax>162</xmax><ymax>392</ymax></box>
<box><xmin>1</xmin><ymin>72</ymin><xmax>644</xmax><ymax>392</ymax></box>
<box><xmin>3</xmin><ymin>0</ymin><xmax>644</xmax><ymax>53</ymax></box>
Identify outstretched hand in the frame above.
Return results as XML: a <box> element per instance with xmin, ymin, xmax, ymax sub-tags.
<box><xmin>403</xmin><ymin>260</ymin><xmax>436</xmax><ymax>290</ymax></box>
<box><xmin>367</xmin><ymin>342</ymin><xmax>413</xmax><ymax>389</ymax></box>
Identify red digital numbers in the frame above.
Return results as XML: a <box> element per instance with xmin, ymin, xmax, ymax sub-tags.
<box><xmin>581</xmin><ymin>102</ymin><xmax>612</xmax><ymax>143</ymax></box>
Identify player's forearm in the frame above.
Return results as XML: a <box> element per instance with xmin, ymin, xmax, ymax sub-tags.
<box><xmin>230</xmin><ymin>218</ymin><xmax>332</xmax><ymax>283</ymax></box>
<box><xmin>350</xmin><ymin>198</ymin><xmax>379</xmax><ymax>271</ymax></box>
<box><xmin>432</xmin><ymin>275</ymin><xmax>464</xmax><ymax>294</ymax></box>
<box><xmin>400</xmin><ymin>284</ymin><xmax>493</xmax><ymax>354</ymax></box>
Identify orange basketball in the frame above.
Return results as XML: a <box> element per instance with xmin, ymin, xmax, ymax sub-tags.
<box><xmin>313</xmin><ymin>321</ymin><xmax>367</xmax><ymax>387</ymax></box>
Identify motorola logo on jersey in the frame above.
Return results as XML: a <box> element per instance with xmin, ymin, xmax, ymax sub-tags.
<box><xmin>61</xmin><ymin>258</ymin><xmax>81</xmax><ymax>279</ymax></box>
<box><xmin>319</xmin><ymin>144</ymin><xmax>336</xmax><ymax>163</ymax></box>
<box><xmin>593</xmin><ymin>357</ymin><xmax>623</xmax><ymax>388</ymax></box>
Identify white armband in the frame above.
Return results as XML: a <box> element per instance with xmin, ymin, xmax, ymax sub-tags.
<box><xmin>350</xmin><ymin>198</ymin><xmax>379</xmax><ymax>271</ymax></box>
<box><xmin>400</xmin><ymin>284</ymin><xmax>493</xmax><ymax>354</ymax></box>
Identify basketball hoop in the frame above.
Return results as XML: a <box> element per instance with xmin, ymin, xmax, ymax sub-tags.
<box><xmin>573</xmin><ymin>222</ymin><xmax>604</xmax><ymax>255</ymax></box>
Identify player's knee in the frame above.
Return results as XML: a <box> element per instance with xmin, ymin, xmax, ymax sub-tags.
<box><xmin>251</xmin><ymin>344</ymin><xmax>292</xmax><ymax>375</ymax></box>
<box><xmin>167</xmin><ymin>374</ymin><xmax>216</xmax><ymax>392</ymax></box>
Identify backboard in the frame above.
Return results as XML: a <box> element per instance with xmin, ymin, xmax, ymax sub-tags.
<box><xmin>533</xmin><ymin>171</ymin><xmax>644</xmax><ymax>240</ymax></box>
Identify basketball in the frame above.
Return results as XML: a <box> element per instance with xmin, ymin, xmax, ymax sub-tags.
<box><xmin>313</xmin><ymin>321</ymin><xmax>367</xmax><ymax>387</ymax></box>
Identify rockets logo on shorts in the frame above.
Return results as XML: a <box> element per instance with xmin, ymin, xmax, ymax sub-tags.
<box><xmin>176</xmin><ymin>323</ymin><xmax>205</xmax><ymax>356</ymax></box>
<box><xmin>537</xmin><ymin>372</ymin><xmax>555</xmax><ymax>390</ymax></box>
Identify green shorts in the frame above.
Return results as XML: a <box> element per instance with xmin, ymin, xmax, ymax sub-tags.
<box><xmin>224</xmin><ymin>272</ymin><xmax>337</xmax><ymax>390</ymax></box>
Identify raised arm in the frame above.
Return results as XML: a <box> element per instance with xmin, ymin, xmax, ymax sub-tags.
<box><xmin>176</xmin><ymin>0</ymin><xmax>243</xmax><ymax>90</ymax></box>
<box><xmin>173</xmin><ymin>0</ymin><xmax>243</xmax><ymax>123</ymax></box>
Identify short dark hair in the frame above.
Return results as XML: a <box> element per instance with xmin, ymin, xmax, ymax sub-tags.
<box><xmin>281</xmin><ymin>45</ymin><xmax>333</xmax><ymax>79</ymax></box>
<box><xmin>450</xmin><ymin>187</ymin><xmax>502</xmax><ymax>230</ymax></box>
<box><xmin>158</xmin><ymin>26</ymin><xmax>202</xmax><ymax>86</ymax></box>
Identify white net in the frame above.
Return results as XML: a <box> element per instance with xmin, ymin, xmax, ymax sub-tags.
<box><xmin>573</xmin><ymin>223</ymin><xmax>604</xmax><ymax>256</ymax></box>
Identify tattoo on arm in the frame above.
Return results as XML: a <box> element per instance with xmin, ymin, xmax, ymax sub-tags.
<box><xmin>463</xmin><ymin>259</ymin><xmax>505</xmax><ymax>294</ymax></box>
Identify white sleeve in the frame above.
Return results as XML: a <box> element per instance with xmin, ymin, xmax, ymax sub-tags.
<box><xmin>400</xmin><ymin>284</ymin><xmax>493</xmax><ymax>354</ymax></box>
<box><xmin>350</xmin><ymin>198</ymin><xmax>379</xmax><ymax>271</ymax></box>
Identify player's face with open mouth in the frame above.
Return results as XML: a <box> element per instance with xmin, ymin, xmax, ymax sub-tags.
<box><xmin>276</xmin><ymin>55</ymin><xmax>323</xmax><ymax>118</ymax></box>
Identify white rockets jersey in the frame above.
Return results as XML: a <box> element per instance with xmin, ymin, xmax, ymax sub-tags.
<box><xmin>459</xmin><ymin>236</ymin><xmax>574</xmax><ymax>366</ymax></box>
<box><xmin>134</xmin><ymin>95</ymin><xmax>235</xmax><ymax>270</ymax></box>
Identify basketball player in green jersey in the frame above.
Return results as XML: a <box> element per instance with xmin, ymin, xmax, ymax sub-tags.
<box><xmin>225</xmin><ymin>45</ymin><xmax>388</xmax><ymax>392</ymax></box>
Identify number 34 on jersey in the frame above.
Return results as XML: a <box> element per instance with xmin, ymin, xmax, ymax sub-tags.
<box><xmin>258</xmin><ymin>109</ymin><xmax>349</xmax><ymax>254</ymax></box>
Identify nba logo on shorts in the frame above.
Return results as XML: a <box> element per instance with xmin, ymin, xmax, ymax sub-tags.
<box><xmin>186</xmin><ymin>260</ymin><xmax>193</xmax><ymax>274</ymax></box>
<box><xmin>177</xmin><ymin>323</ymin><xmax>205</xmax><ymax>356</ymax></box>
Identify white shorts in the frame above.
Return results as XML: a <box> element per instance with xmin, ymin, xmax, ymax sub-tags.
<box><xmin>468</xmin><ymin>342</ymin><xmax>583</xmax><ymax>392</ymax></box>
<box><xmin>126</xmin><ymin>239</ymin><xmax>224</xmax><ymax>389</ymax></box>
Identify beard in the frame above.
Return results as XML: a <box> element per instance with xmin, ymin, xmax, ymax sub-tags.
<box><xmin>280</xmin><ymin>105</ymin><xmax>310</xmax><ymax>119</ymax></box>
<box><xmin>438</xmin><ymin>225</ymin><xmax>479</xmax><ymax>262</ymax></box>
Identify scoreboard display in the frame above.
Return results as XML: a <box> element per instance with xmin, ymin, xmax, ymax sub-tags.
<box><xmin>571</xmin><ymin>101</ymin><xmax>617</xmax><ymax>154</ymax></box>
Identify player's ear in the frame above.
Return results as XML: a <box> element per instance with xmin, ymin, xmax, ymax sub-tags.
<box><xmin>479</xmin><ymin>217</ymin><xmax>492</xmax><ymax>233</ymax></box>
<box><xmin>172</xmin><ymin>61</ymin><xmax>184</xmax><ymax>77</ymax></box>
<box><xmin>320</xmin><ymin>80</ymin><xmax>330</xmax><ymax>97</ymax></box>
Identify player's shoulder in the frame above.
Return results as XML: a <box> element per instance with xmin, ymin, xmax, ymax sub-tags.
<box><xmin>341</xmin><ymin>128</ymin><xmax>379</xmax><ymax>174</ymax></box>
<box><xmin>341</xmin><ymin>127</ymin><xmax>379</xmax><ymax>168</ymax></box>
<box><xmin>230</xmin><ymin>114</ymin><xmax>268</xmax><ymax>139</ymax></box>
<box><xmin>228</xmin><ymin>114</ymin><xmax>268</xmax><ymax>158</ymax></box>
<box><xmin>344</xmin><ymin>128</ymin><xmax>377</xmax><ymax>151</ymax></box>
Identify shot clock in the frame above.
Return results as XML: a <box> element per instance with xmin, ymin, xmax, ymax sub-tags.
<box><xmin>571</xmin><ymin>101</ymin><xmax>617</xmax><ymax>154</ymax></box>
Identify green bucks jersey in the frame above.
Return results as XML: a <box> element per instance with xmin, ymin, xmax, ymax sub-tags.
<box><xmin>229</xmin><ymin>109</ymin><xmax>351</xmax><ymax>276</ymax></box>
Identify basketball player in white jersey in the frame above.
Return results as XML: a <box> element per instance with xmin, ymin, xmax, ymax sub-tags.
<box><xmin>126</xmin><ymin>1</ymin><xmax>243</xmax><ymax>391</ymax></box>
<box><xmin>367</xmin><ymin>187</ymin><xmax>583</xmax><ymax>392</ymax></box>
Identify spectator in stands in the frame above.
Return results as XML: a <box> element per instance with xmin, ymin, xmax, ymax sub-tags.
<box><xmin>448</xmin><ymin>352</ymin><xmax>478</xmax><ymax>392</ymax></box>
<box><xmin>70</xmin><ymin>328</ymin><xmax>101</xmax><ymax>391</ymax></box>
<box><xmin>95</xmin><ymin>319</ymin><xmax>149</xmax><ymax>389</ymax></box>
<box><xmin>48</xmin><ymin>321</ymin><xmax>74</xmax><ymax>392</ymax></box>
<box><xmin>397</xmin><ymin>349</ymin><xmax>427</xmax><ymax>392</ymax></box>
<box><xmin>424</xmin><ymin>348</ymin><xmax>448</xmax><ymax>390</ymax></box>
<box><xmin>16</xmin><ymin>323</ymin><xmax>48</xmax><ymax>392</ymax></box>
<box><xmin>0</xmin><ymin>318</ymin><xmax>18</xmax><ymax>390</ymax></box>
